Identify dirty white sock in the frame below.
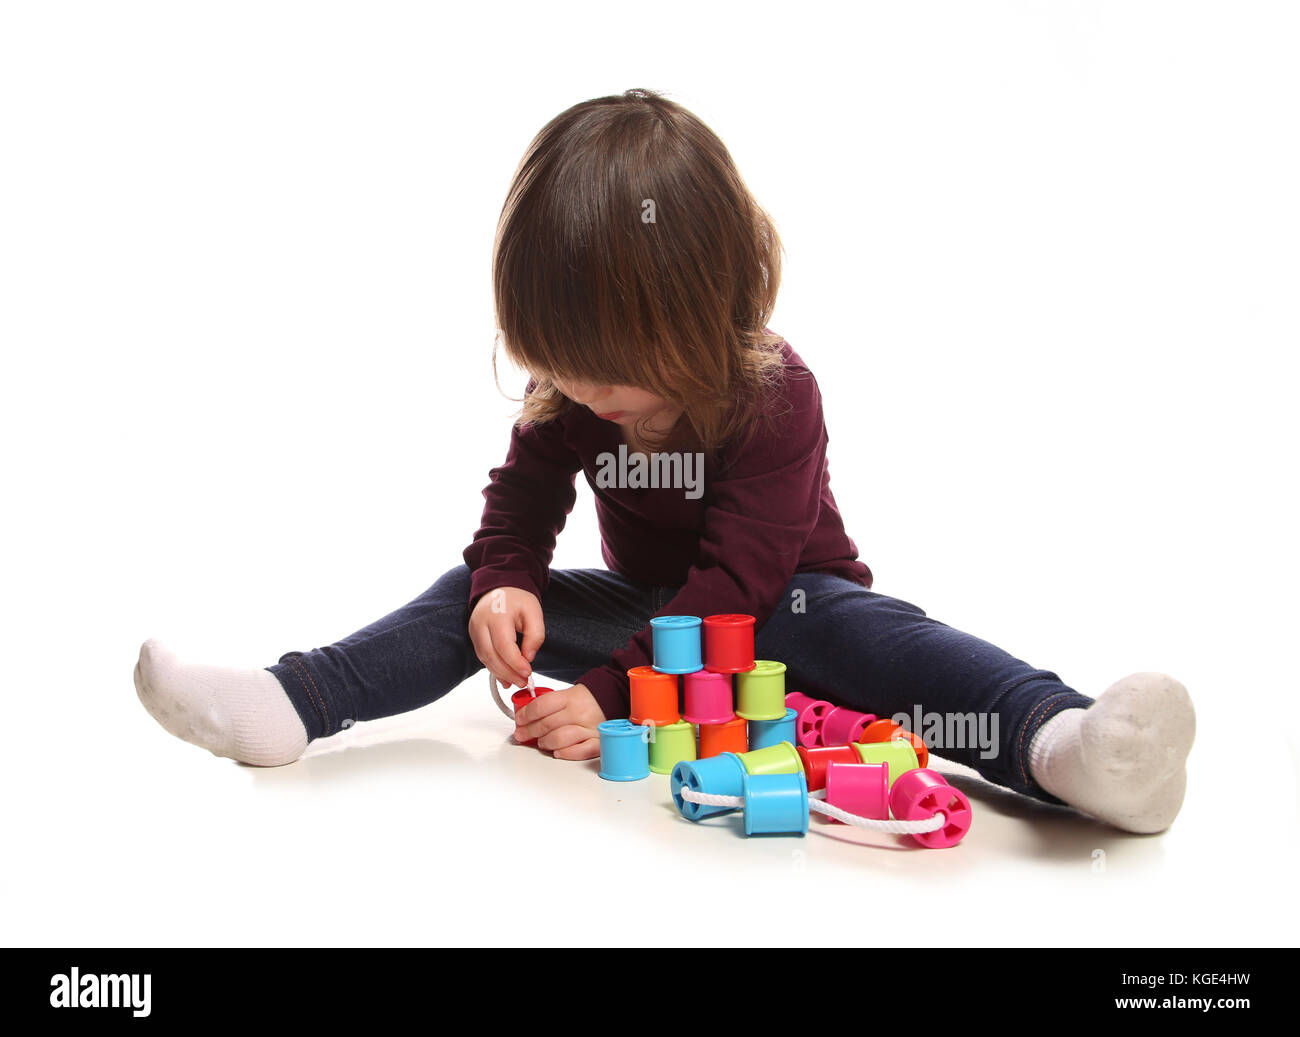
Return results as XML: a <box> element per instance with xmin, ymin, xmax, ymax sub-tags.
<box><xmin>1028</xmin><ymin>671</ymin><xmax>1195</xmax><ymax>834</ymax></box>
<box><xmin>134</xmin><ymin>638</ymin><xmax>308</xmax><ymax>766</ymax></box>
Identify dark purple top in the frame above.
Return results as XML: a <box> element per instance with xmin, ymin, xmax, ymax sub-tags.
<box><xmin>463</xmin><ymin>337</ymin><xmax>873</xmax><ymax>720</ymax></box>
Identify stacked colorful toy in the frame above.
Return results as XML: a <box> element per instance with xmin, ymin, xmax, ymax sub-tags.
<box><xmin>595</xmin><ymin>613</ymin><xmax>973</xmax><ymax>850</ymax></box>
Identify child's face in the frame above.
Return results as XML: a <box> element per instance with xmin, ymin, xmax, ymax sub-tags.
<box><xmin>548</xmin><ymin>375</ymin><xmax>674</xmax><ymax>426</ymax></box>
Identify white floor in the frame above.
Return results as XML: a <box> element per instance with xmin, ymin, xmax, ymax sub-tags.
<box><xmin>8</xmin><ymin>664</ymin><xmax>1295</xmax><ymax>948</ymax></box>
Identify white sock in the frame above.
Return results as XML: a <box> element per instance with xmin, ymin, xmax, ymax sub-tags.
<box><xmin>134</xmin><ymin>638</ymin><xmax>308</xmax><ymax>766</ymax></box>
<box><xmin>1028</xmin><ymin>671</ymin><xmax>1195</xmax><ymax>833</ymax></box>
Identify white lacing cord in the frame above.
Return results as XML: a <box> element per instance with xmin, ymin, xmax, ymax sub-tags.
<box><xmin>489</xmin><ymin>670</ymin><xmax>535</xmax><ymax>720</ymax></box>
<box><xmin>678</xmin><ymin>786</ymin><xmax>948</xmax><ymax>834</ymax></box>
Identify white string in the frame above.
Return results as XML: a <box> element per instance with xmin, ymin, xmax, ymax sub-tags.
<box><xmin>488</xmin><ymin>670</ymin><xmax>535</xmax><ymax>720</ymax></box>
<box><xmin>677</xmin><ymin>786</ymin><xmax>948</xmax><ymax>834</ymax></box>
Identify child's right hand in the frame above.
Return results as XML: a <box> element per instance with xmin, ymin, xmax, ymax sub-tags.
<box><xmin>469</xmin><ymin>586</ymin><xmax>545</xmax><ymax>689</ymax></box>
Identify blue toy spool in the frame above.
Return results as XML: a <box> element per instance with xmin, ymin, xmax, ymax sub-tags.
<box><xmin>650</xmin><ymin>615</ymin><xmax>704</xmax><ymax>674</ymax></box>
<box><xmin>598</xmin><ymin>719</ymin><xmax>650</xmax><ymax>781</ymax></box>
<box><xmin>670</xmin><ymin>751</ymin><xmax>748</xmax><ymax>821</ymax></box>
<box><xmin>746</xmin><ymin>707</ymin><xmax>798</xmax><ymax>751</ymax></box>
<box><xmin>742</xmin><ymin>771</ymin><xmax>809</xmax><ymax>836</ymax></box>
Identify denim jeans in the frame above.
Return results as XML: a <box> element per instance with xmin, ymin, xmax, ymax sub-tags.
<box><xmin>267</xmin><ymin>564</ymin><xmax>1094</xmax><ymax>806</ymax></box>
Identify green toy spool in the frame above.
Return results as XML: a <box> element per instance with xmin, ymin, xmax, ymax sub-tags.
<box><xmin>648</xmin><ymin>720</ymin><xmax>698</xmax><ymax>775</ymax></box>
<box><xmin>735</xmin><ymin>660</ymin><xmax>787</xmax><ymax>721</ymax></box>
<box><xmin>853</xmin><ymin>740</ymin><xmax>919</xmax><ymax>785</ymax></box>
<box><xmin>737</xmin><ymin>739</ymin><xmax>804</xmax><ymax>776</ymax></box>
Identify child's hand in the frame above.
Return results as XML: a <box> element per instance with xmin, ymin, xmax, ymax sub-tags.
<box><xmin>514</xmin><ymin>683</ymin><xmax>607</xmax><ymax>760</ymax></box>
<box><xmin>469</xmin><ymin>586</ymin><xmax>544</xmax><ymax>688</ymax></box>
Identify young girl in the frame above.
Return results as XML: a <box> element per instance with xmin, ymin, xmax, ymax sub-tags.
<box><xmin>134</xmin><ymin>88</ymin><xmax>1194</xmax><ymax>835</ymax></box>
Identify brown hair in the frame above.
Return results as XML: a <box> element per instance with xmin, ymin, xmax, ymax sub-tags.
<box><xmin>491</xmin><ymin>87</ymin><xmax>786</xmax><ymax>457</ymax></box>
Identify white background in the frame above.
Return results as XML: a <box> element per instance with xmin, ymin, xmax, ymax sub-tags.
<box><xmin>2</xmin><ymin>0</ymin><xmax>1296</xmax><ymax>947</ymax></box>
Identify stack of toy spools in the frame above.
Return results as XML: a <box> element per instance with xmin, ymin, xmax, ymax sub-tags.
<box><xmin>596</xmin><ymin>614</ymin><xmax>972</xmax><ymax>849</ymax></box>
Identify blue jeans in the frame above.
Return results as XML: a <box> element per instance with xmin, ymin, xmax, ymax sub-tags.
<box><xmin>266</xmin><ymin>565</ymin><xmax>1094</xmax><ymax>805</ymax></box>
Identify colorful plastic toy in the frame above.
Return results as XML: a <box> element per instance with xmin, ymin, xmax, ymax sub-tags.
<box><xmin>889</xmin><ymin>768</ymin><xmax>973</xmax><ymax>849</ymax></box>
<box><xmin>823</xmin><ymin>761</ymin><xmax>890</xmax><ymax>822</ymax></box>
<box><xmin>650</xmin><ymin>615</ymin><xmax>704</xmax><ymax>674</ymax></box>
<box><xmin>742</xmin><ymin>772</ymin><xmax>809</xmax><ymax>835</ymax></box>
<box><xmin>698</xmin><ymin>716</ymin><xmax>747</xmax><ymax>757</ymax></box>
<box><xmin>511</xmin><ymin>685</ymin><xmax>554</xmax><ymax>746</ymax></box>
<box><xmin>683</xmin><ymin>669</ymin><xmax>733</xmax><ymax>725</ymax></box>
<box><xmin>820</xmin><ymin>704</ymin><xmax>878</xmax><ymax>746</ymax></box>
<box><xmin>853</xmin><ymin>739</ymin><xmax>919</xmax><ymax>785</ymax></box>
<box><xmin>795</xmin><ymin>744</ymin><xmax>862</xmax><ymax>791</ymax></box>
<box><xmin>670</xmin><ymin>753</ymin><xmax>747</xmax><ymax>820</ymax></box>
<box><xmin>860</xmin><ymin>718</ymin><xmax>902</xmax><ymax>743</ymax></box>
<box><xmin>735</xmin><ymin>740</ymin><xmax>803</xmax><ymax>776</ymax></box>
<box><xmin>787</xmin><ymin>692</ymin><xmax>835</xmax><ymax>747</ymax></box>
<box><xmin>736</xmin><ymin>660</ymin><xmax>787</xmax><ymax>720</ymax></box>
<box><xmin>598</xmin><ymin>720</ymin><xmax>650</xmax><ymax>781</ymax></box>
<box><xmin>648</xmin><ymin>719</ymin><xmax>697</xmax><ymax>775</ymax></box>
<box><xmin>747</xmin><ymin>707</ymin><xmax>797</xmax><ymax>751</ymax></box>
<box><xmin>628</xmin><ymin>665</ymin><xmax>679</xmax><ymax>726</ymax></box>
<box><xmin>591</xmin><ymin>608</ymin><xmax>975</xmax><ymax>849</ymax></box>
<box><xmin>702</xmin><ymin>613</ymin><xmax>756</xmax><ymax>673</ymax></box>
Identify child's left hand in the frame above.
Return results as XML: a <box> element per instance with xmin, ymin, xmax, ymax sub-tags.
<box><xmin>514</xmin><ymin>683</ymin><xmax>607</xmax><ymax>760</ymax></box>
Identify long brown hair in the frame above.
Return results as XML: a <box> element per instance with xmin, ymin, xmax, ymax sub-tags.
<box><xmin>491</xmin><ymin>87</ymin><xmax>786</xmax><ymax>458</ymax></box>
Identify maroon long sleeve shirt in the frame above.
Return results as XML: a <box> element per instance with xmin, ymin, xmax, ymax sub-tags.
<box><xmin>462</xmin><ymin>337</ymin><xmax>873</xmax><ymax>720</ymax></box>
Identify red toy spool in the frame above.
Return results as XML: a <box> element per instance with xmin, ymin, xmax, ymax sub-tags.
<box><xmin>702</xmin><ymin>614</ymin><xmax>757</xmax><ymax>674</ymax></box>
<box><xmin>795</xmin><ymin>743</ymin><xmax>862</xmax><ymax>791</ymax></box>
<box><xmin>512</xmin><ymin>686</ymin><xmax>554</xmax><ymax>746</ymax></box>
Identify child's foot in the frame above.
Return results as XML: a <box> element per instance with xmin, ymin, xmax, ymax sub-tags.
<box><xmin>1028</xmin><ymin>672</ymin><xmax>1195</xmax><ymax>833</ymax></box>
<box><xmin>134</xmin><ymin>638</ymin><xmax>308</xmax><ymax>766</ymax></box>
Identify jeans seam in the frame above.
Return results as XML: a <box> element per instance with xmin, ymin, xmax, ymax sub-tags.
<box><xmin>1015</xmin><ymin>691</ymin><xmax>1080</xmax><ymax>785</ymax></box>
<box><xmin>286</xmin><ymin>656</ymin><xmax>330</xmax><ymax>734</ymax></box>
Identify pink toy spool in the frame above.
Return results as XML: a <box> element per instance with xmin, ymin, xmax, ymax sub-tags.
<box><xmin>702</xmin><ymin>614</ymin><xmax>756</xmax><ymax>673</ymax></box>
<box><xmin>786</xmin><ymin>691</ymin><xmax>818</xmax><ymax>714</ymax></box>
<box><xmin>683</xmin><ymin>669</ymin><xmax>735</xmax><ymax>725</ymax></box>
<box><xmin>823</xmin><ymin>761</ymin><xmax>890</xmax><ymax>823</ymax></box>
<box><xmin>888</xmin><ymin>767</ymin><xmax>973</xmax><ymax>849</ymax></box>
<box><xmin>794</xmin><ymin>698</ymin><xmax>834</xmax><ymax>748</ymax></box>
<box><xmin>820</xmin><ymin>705</ymin><xmax>878</xmax><ymax>746</ymax></box>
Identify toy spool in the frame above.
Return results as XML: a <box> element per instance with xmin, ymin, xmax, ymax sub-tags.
<box><xmin>648</xmin><ymin>719</ymin><xmax>698</xmax><ymax>775</ymax></box>
<box><xmin>853</xmin><ymin>739</ymin><xmax>919</xmax><ymax>785</ymax></box>
<box><xmin>747</xmin><ymin>707</ymin><xmax>798</xmax><ymax>751</ymax></box>
<box><xmin>820</xmin><ymin>705</ymin><xmax>877</xmax><ymax>746</ymax></box>
<box><xmin>823</xmin><ymin>761</ymin><xmax>890</xmax><ymax>822</ymax></box>
<box><xmin>698</xmin><ymin>715</ymin><xmax>748</xmax><ymax>758</ymax></box>
<box><xmin>670</xmin><ymin>753</ymin><xmax>747</xmax><ymax>821</ymax></box>
<box><xmin>736</xmin><ymin>660</ymin><xmax>787</xmax><ymax>721</ymax></box>
<box><xmin>860</xmin><ymin>718</ymin><xmax>902</xmax><ymax>743</ymax></box>
<box><xmin>511</xmin><ymin>685</ymin><xmax>554</xmax><ymax>746</ymax></box>
<box><xmin>628</xmin><ymin>665</ymin><xmax>679</xmax><ymax>726</ymax></box>
<box><xmin>650</xmin><ymin>615</ymin><xmax>704</xmax><ymax>674</ymax></box>
<box><xmin>888</xmin><ymin>768</ymin><xmax>973</xmax><ymax>849</ymax></box>
<box><xmin>791</xmin><ymin>696</ymin><xmax>834</xmax><ymax>747</ymax></box>
<box><xmin>795</xmin><ymin>743</ymin><xmax>862</xmax><ymax>791</ymax></box>
<box><xmin>742</xmin><ymin>771</ymin><xmax>809</xmax><ymax>836</ymax></box>
<box><xmin>683</xmin><ymin>669</ymin><xmax>734</xmax><ymax>725</ymax></box>
<box><xmin>702</xmin><ymin>613</ymin><xmax>756</xmax><ymax>673</ymax></box>
<box><xmin>736</xmin><ymin>740</ymin><xmax>803</xmax><ymax>776</ymax></box>
<box><xmin>598</xmin><ymin>719</ymin><xmax>650</xmax><ymax>782</ymax></box>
